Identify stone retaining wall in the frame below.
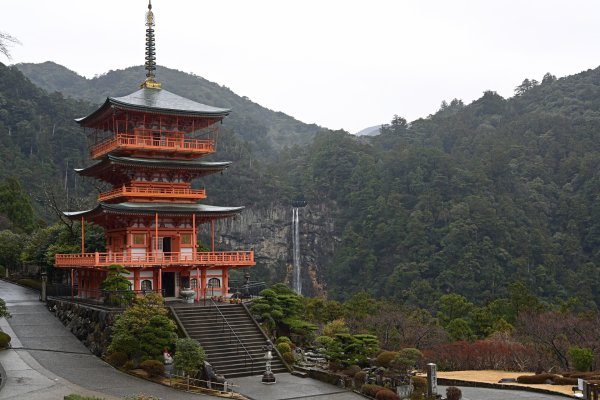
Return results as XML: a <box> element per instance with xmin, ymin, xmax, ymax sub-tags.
<box><xmin>46</xmin><ymin>298</ymin><xmax>121</xmax><ymax>356</ymax></box>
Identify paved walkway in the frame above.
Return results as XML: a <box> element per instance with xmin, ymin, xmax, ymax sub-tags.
<box><xmin>0</xmin><ymin>280</ymin><xmax>219</xmax><ymax>400</ymax></box>
<box><xmin>0</xmin><ymin>280</ymin><xmax>365</xmax><ymax>400</ymax></box>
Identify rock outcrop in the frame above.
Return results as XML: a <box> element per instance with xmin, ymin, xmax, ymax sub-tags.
<box><xmin>216</xmin><ymin>202</ymin><xmax>339</xmax><ymax>298</ymax></box>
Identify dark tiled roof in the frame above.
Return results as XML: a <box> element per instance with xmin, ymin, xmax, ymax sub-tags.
<box><xmin>76</xmin><ymin>88</ymin><xmax>230</xmax><ymax>125</ymax></box>
<box><xmin>75</xmin><ymin>155</ymin><xmax>231</xmax><ymax>176</ymax></box>
<box><xmin>65</xmin><ymin>202</ymin><xmax>244</xmax><ymax>218</ymax></box>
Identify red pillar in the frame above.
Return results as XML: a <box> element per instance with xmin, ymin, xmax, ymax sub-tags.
<box><xmin>81</xmin><ymin>217</ymin><xmax>85</xmax><ymax>254</ymax></box>
<box><xmin>133</xmin><ymin>269</ymin><xmax>140</xmax><ymax>291</ymax></box>
<box><xmin>222</xmin><ymin>267</ymin><xmax>229</xmax><ymax>298</ymax></box>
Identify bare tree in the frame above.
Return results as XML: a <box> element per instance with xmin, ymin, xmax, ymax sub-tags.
<box><xmin>0</xmin><ymin>32</ymin><xmax>21</xmax><ymax>60</ymax></box>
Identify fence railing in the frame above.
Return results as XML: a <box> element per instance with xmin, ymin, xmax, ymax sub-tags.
<box><xmin>209</xmin><ymin>299</ymin><xmax>255</xmax><ymax>376</ymax></box>
<box><xmin>228</xmin><ymin>280</ymin><xmax>266</xmax><ymax>299</ymax></box>
<box><xmin>90</xmin><ymin>133</ymin><xmax>215</xmax><ymax>158</ymax></box>
<box><xmin>98</xmin><ymin>186</ymin><xmax>206</xmax><ymax>202</ymax></box>
<box><xmin>48</xmin><ymin>284</ymin><xmax>164</xmax><ymax>308</ymax></box>
<box><xmin>167</xmin><ymin>373</ymin><xmax>238</xmax><ymax>395</ymax></box>
<box><xmin>55</xmin><ymin>251</ymin><xmax>255</xmax><ymax>268</ymax></box>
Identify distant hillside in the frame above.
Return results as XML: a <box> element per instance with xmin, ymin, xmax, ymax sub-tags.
<box><xmin>16</xmin><ymin>62</ymin><xmax>325</xmax><ymax>153</ymax></box>
<box><xmin>354</xmin><ymin>125</ymin><xmax>381</xmax><ymax>137</ymax></box>
<box><xmin>0</xmin><ymin>63</ymin><xmax>96</xmax><ymax>219</ymax></box>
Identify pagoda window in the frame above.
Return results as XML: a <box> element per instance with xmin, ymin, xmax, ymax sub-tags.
<box><xmin>207</xmin><ymin>278</ymin><xmax>221</xmax><ymax>288</ymax></box>
<box><xmin>191</xmin><ymin>278</ymin><xmax>198</xmax><ymax>289</ymax></box>
<box><xmin>141</xmin><ymin>280</ymin><xmax>153</xmax><ymax>291</ymax></box>
<box><xmin>180</xmin><ymin>234</ymin><xmax>192</xmax><ymax>246</ymax></box>
<box><xmin>133</xmin><ymin>234</ymin><xmax>145</xmax><ymax>246</ymax></box>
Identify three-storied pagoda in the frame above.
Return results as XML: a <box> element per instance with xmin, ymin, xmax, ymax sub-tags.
<box><xmin>54</xmin><ymin>1</ymin><xmax>254</xmax><ymax>300</ymax></box>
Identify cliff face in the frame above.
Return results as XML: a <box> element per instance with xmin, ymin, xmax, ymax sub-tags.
<box><xmin>216</xmin><ymin>203</ymin><xmax>338</xmax><ymax>298</ymax></box>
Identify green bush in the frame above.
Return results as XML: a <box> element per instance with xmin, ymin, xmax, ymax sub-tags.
<box><xmin>108</xmin><ymin>293</ymin><xmax>176</xmax><ymax>360</ymax></box>
<box><xmin>315</xmin><ymin>335</ymin><xmax>335</xmax><ymax>347</ymax></box>
<box><xmin>106</xmin><ymin>351</ymin><xmax>128</xmax><ymax>367</ymax></box>
<box><xmin>412</xmin><ymin>376</ymin><xmax>427</xmax><ymax>393</ymax></box>
<box><xmin>0</xmin><ymin>298</ymin><xmax>11</xmax><ymax>319</ymax></box>
<box><xmin>282</xmin><ymin>351</ymin><xmax>295</xmax><ymax>364</ymax></box>
<box><xmin>446</xmin><ymin>386</ymin><xmax>462</xmax><ymax>400</ymax></box>
<box><xmin>516</xmin><ymin>373</ymin><xmax>558</xmax><ymax>384</ymax></box>
<box><xmin>376</xmin><ymin>351</ymin><xmax>399</xmax><ymax>368</ymax></box>
<box><xmin>64</xmin><ymin>395</ymin><xmax>106</xmax><ymax>400</ymax></box>
<box><xmin>569</xmin><ymin>347</ymin><xmax>594</xmax><ymax>372</ymax></box>
<box><xmin>0</xmin><ymin>331</ymin><xmax>11</xmax><ymax>348</ymax></box>
<box><xmin>276</xmin><ymin>336</ymin><xmax>292</xmax><ymax>345</ymax></box>
<box><xmin>277</xmin><ymin>342</ymin><xmax>292</xmax><ymax>354</ymax></box>
<box><xmin>173</xmin><ymin>338</ymin><xmax>205</xmax><ymax>377</ymax></box>
<box><xmin>139</xmin><ymin>359</ymin><xmax>165</xmax><ymax>378</ymax></box>
<box><xmin>375</xmin><ymin>389</ymin><xmax>400</xmax><ymax>400</ymax></box>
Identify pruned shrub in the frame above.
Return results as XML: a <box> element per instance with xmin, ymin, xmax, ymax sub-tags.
<box><xmin>282</xmin><ymin>351</ymin><xmax>295</xmax><ymax>364</ymax></box>
<box><xmin>106</xmin><ymin>351</ymin><xmax>128</xmax><ymax>367</ymax></box>
<box><xmin>139</xmin><ymin>359</ymin><xmax>165</xmax><ymax>378</ymax></box>
<box><xmin>0</xmin><ymin>331</ymin><xmax>11</xmax><ymax>348</ymax></box>
<box><xmin>553</xmin><ymin>376</ymin><xmax>578</xmax><ymax>385</ymax></box>
<box><xmin>277</xmin><ymin>342</ymin><xmax>292</xmax><ymax>354</ymax></box>
<box><xmin>516</xmin><ymin>373</ymin><xmax>558</xmax><ymax>384</ymax></box>
<box><xmin>569</xmin><ymin>347</ymin><xmax>593</xmax><ymax>372</ymax></box>
<box><xmin>173</xmin><ymin>338</ymin><xmax>205</xmax><ymax>377</ymax></box>
<box><xmin>123</xmin><ymin>360</ymin><xmax>136</xmax><ymax>371</ymax></box>
<box><xmin>375</xmin><ymin>388</ymin><xmax>400</xmax><ymax>400</ymax></box>
<box><xmin>361</xmin><ymin>383</ymin><xmax>387</xmax><ymax>397</ymax></box>
<box><xmin>354</xmin><ymin>370</ymin><xmax>367</xmax><ymax>387</ymax></box>
<box><xmin>376</xmin><ymin>351</ymin><xmax>399</xmax><ymax>368</ymax></box>
<box><xmin>276</xmin><ymin>336</ymin><xmax>292</xmax><ymax>345</ymax></box>
<box><xmin>446</xmin><ymin>386</ymin><xmax>462</xmax><ymax>400</ymax></box>
<box><xmin>342</xmin><ymin>364</ymin><xmax>362</xmax><ymax>377</ymax></box>
<box><xmin>412</xmin><ymin>376</ymin><xmax>427</xmax><ymax>393</ymax></box>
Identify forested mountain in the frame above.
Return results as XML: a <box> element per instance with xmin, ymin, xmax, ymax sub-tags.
<box><xmin>0</xmin><ymin>63</ymin><xmax>95</xmax><ymax>219</ymax></box>
<box><xmin>16</xmin><ymin>62</ymin><xmax>324</xmax><ymax>153</ymax></box>
<box><xmin>273</xmin><ymin>71</ymin><xmax>600</xmax><ymax>308</ymax></box>
<box><xmin>2</xmin><ymin>60</ymin><xmax>599</xmax><ymax>312</ymax></box>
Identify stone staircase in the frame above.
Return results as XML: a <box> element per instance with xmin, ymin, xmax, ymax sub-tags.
<box><xmin>171</xmin><ymin>303</ymin><xmax>289</xmax><ymax>378</ymax></box>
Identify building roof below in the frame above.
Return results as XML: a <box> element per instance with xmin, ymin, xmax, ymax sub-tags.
<box><xmin>65</xmin><ymin>202</ymin><xmax>244</xmax><ymax>220</ymax></box>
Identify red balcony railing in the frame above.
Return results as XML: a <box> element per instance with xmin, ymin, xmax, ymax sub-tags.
<box><xmin>98</xmin><ymin>186</ymin><xmax>206</xmax><ymax>202</ymax></box>
<box><xmin>90</xmin><ymin>133</ymin><xmax>215</xmax><ymax>159</ymax></box>
<box><xmin>55</xmin><ymin>251</ymin><xmax>255</xmax><ymax>268</ymax></box>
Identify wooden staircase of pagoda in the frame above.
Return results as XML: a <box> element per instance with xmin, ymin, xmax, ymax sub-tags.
<box><xmin>171</xmin><ymin>303</ymin><xmax>289</xmax><ymax>379</ymax></box>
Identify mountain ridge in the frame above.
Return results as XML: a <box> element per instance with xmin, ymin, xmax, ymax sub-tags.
<box><xmin>16</xmin><ymin>61</ymin><xmax>325</xmax><ymax>153</ymax></box>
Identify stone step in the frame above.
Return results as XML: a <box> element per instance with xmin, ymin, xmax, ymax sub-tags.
<box><xmin>172</xmin><ymin>304</ymin><xmax>288</xmax><ymax>379</ymax></box>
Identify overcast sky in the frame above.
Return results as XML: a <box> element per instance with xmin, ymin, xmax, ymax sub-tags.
<box><xmin>2</xmin><ymin>0</ymin><xmax>600</xmax><ymax>133</ymax></box>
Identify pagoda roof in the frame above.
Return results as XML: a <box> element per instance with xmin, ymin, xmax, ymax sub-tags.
<box><xmin>76</xmin><ymin>88</ymin><xmax>231</xmax><ymax>126</ymax></box>
<box><xmin>65</xmin><ymin>202</ymin><xmax>244</xmax><ymax>220</ymax></box>
<box><xmin>76</xmin><ymin>155</ymin><xmax>231</xmax><ymax>178</ymax></box>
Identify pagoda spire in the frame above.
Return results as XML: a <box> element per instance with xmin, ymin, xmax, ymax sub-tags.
<box><xmin>141</xmin><ymin>0</ymin><xmax>161</xmax><ymax>89</ymax></box>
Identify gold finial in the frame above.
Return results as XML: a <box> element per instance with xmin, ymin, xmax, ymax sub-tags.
<box><xmin>141</xmin><ymin>0</ymin><xmax>161</xmax><ymax>89</ymax></box>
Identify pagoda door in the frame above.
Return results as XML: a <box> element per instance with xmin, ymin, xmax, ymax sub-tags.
<box><xmin>152</xmin><ymin>237</ymin><xmax>172</xmax><ymax>259</ymax></box>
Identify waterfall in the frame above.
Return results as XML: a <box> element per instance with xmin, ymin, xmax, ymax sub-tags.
<box><xmin>292</xmin><ymin>207</ymin><xmax>302</xmax><ymax>295</ymax></box>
